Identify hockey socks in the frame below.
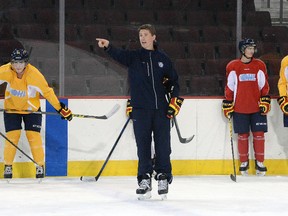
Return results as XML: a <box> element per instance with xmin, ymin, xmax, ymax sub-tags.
<box><xmin>26</xmin><ymin>131</ymin><xmax>44</xmax><ymax>167</ymax></box>
<box><xmin>4</xmin><ymin>130</ymin><xmax>21</xmax><ymax>165</ymax></box>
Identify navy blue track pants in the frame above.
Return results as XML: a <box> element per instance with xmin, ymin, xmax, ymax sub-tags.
<box><xmin>132</xmin><ymin>108</ymin><xmax>172</xmax><ymax>183</ymax></box>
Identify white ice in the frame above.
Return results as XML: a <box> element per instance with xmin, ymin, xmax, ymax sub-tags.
<box><xmin>0</xmin><ymin>175</ymin><xmax>287</xmax><ymax>216</ymax></box>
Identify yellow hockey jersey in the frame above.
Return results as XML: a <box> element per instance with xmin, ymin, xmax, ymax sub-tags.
<box><xmin>0</xmin><ymin>63</ymin><xmax>61</xmax><ymax>113</ymax></box>
<box><xmin>278</xmin><ymin>55</ymin><xmax>288</xmax><ymax>97</ymax></box>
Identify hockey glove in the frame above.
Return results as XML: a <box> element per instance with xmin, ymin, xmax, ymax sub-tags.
<box><xmin>57</xmin><ymin>102</ymin><xmax>73</xmax><ymax>121</ymax></box>
<box><xmin>163</xmin><ymin>77</ymin><xmax>174</xmax><ymax>93</ymax></box>
<box><xmin>277</xmin><ymin>96</ymin><xmax>288</xmax><ymax>115</ymax></box>
<box><xmin>259</xmin><ymin>95</ymin><xmax>271</xmax><ymax>115</ymax></box>
<box><xmin>222</xmin><ymin>100</ymin><xmax>234</xmax><ymax>118</ymax></box>
<box><xmin>126</xmin><ymin>99</ymin><xmax>132</xmax><ymax>117</ymax></box>
<box><xmin>167</xmin><ymin>97</ymin><xmax>184</xmax><ymax>119</ymax></box>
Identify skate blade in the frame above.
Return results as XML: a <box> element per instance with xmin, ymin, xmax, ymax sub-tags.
<box><xmin>37</xmin><ymin>178</ymin><xmax>43</xmax><ymax>183</ymax></box>
<box><xmin>160</xmin><ymin>194</ymin><xmax>167</xmax><ymax>200</ymax></box>
<box><xmin>137</xmin><ymin>191</ymin><xmax>152</xmax><ymax>200</ymax></box>
<box><xmin>240</xmin><ymin>171</ymin><xmax>249</xmax><ymax>176</ymax></box>
<box><xmin>3</xmin><ymin>178</ymin><xmax>43</xmax><ymax>184</ymax></box>
<box><xmin>256</xmin><ymin>170</ymin><xmax>266</xmax><ymax>176</ymax></box>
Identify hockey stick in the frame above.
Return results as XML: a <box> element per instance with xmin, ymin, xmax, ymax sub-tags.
<box><xmin>80</xmin><ymin>117</ymin><xmax>131</xmax><ymax>182</ymax></box>
<box><xmin>0</xmin><ymin>131</ymin><xmax>40</xmax><ymax>166</ymax></box>
<box><xmin>0</xmin><ymin>104</ymin><xmax>120</xmax><ymax>120</ymax></box>
<box><xmin>165</xmin><ymin>93</ymin><xmax>194</xmax><ymax>144</ymax></box>
<box><xmin>173</xmin><ymin>116</ymin><xmax>194</xmax><ymax>144</ymax></box>
<box><xmin>228</xmin><ymin>117</ymin><xmax>237</xmax><ymax>182</ymax></box>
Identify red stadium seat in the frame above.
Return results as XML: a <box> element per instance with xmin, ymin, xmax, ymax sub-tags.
<box><xmin>201</xmin><ymin>26</ymin><xmax>230</xmax><ymax>42</ymax></box>
<box><xmin>0</xmin><ymin>39</ymin><xmax>24</xmax><ymax>56</ymax></box>
<box><xmin>174</xmin><ymin>59</ymin><xmax>205</xmax><ymax>77</ymax></box>
<box><xmin>82</xmin><ymin>24</ymin><xmax>110</xmax><ymax>41</ymax></box>
<box><xmin>155</xmin><ymin>10</ymin><xmax>187</xmax><ymax>25</ymax></box>
<box><xmin>5</xmin><ymin>8</ymin><xmax>37</xmax><ymax>24</ymax></box>
<box><xmin>172</xmin><ymin>27</ymin><xmax>200</xmax><ymax>42</ymax></box>
<box><xmin>199</xmin><ymin>0</ymin><xmax>237</xmax><ymax>11</ymax></box>
<box><xmin>159</xmin><ymin>42</ymin><xmax>188</xmax><ymax>59</ymax></box>
<box><xmin>188</xmin><ymin>76</ymin><xmax>223</xmax><ymax>96</ymax></box>
<box><xmin>262</xmin><ymin>26</ymin><xmax>288</xmax><ymax>43</ymax></box>
<box><xmin>125</xmin><ymin>10</ymin><xmax>155</xmax><ymax>26</ymax></box>
<box><xmin>216</xmin><ymin>11</ymin><xmax>236</xmax><ymax>26</ymax></box>
<box><xmin>13</xmin><ymin>24</ymin><xmax>50</xmax><ymax>40</ymax></box>
<box><xmin>189</xmin><ymin>43</ymin><xmax>215</xmax><ymax>59</ymax></box>
<box><xmin>205</xmin><ymin>59</ymin><xmax>230</xmax><ymax>76</ymax></box>
<box><xmin>244</xmin><ymin>11</ymin><xmax>272</xmax><ymax>27</ymax></box>
<box><xmin>109</xmin><ymin>26</ymin><xmax>138</xmax><ymax>42</ymax></box>
<box><xmin>186</xmin><ymin>11</ymin><xmax>216</xmax><ymax>26</ymax></box>
<box><xmin>113</xmin><ymin>0</ymin><xmax>143</xmax><ymax>9</ymax></box>
<box><xmin>242</xmin><ymin>26</ymin><xmax>263</xmax><ymax>41</ymax></box>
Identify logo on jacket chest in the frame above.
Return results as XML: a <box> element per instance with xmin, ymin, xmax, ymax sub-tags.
<box><xmin>142</xmin><ymin>61</ymin><xmax>164</xmax><ymax>68</ymax></box>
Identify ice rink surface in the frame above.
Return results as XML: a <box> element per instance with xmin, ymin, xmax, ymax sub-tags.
<box><xmin>0</xmin><ymin>175</ymin><xmax>287</xmax><ymax>216</ymax></box>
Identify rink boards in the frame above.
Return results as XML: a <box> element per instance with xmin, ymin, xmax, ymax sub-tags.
<box><xmin>0</xmin><ymin>97</ymin><xmax>288</xmax><ymax>178</ymax></box>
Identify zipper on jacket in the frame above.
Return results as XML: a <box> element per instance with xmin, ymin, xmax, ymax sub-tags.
<box><xmin>149</xmin><ymin>52</ymin><xmax>158</xmax><ymax>109</ymax></box>
<box><xmin>146</xmin><ymin>63</ymin><xmax>150</xmax><ymax>76</ymax></box>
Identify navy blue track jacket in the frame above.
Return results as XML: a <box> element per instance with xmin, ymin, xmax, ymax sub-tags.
<box><xmin>106</xmin><ymin>46</ymin><xmax>180</xmax><ymax>110</ymax></box>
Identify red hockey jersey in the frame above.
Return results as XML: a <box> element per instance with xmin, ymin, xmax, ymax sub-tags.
<box><xmin>224</xmin><ymin>58</ymin><xmax>270</xmax><ymax>114</ymax></box>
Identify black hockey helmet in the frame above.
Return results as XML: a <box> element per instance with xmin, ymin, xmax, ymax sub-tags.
<box><xmin>238</xmin><ymin>38</ymin><xmax>256</xmax><ymax>54</ymax></box>
<box><xmin>11</xmin><ymin>48</ymin><xmax>29</xmax><ymax>62</ymax></box>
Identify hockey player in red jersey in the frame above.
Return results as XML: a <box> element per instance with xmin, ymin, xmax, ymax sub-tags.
<box><xmin>0</xmin><ymin>48</ymin><xmax>73</xmax><ymax>180</ymax></box>
<box><xmin>222</xmin><ymin>38</ymin><xmax>270</xmax><ymax>176</ymax></box>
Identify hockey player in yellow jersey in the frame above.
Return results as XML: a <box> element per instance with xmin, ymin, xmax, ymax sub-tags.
<box><xmin>277</xmin><ymin>55</ymin><xmax>288</xmax><ymax>126</ymax></box>
<box><xmin>0</xmin><ymin>48</ymin><xmax>73</xmax><ymax>179</ymax></box>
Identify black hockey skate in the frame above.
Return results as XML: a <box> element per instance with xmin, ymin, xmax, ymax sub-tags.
<box><xmin>239</xmin><ymin>161</ymin><xmax>249</xmax><ymax>176</ymax></box>
<box><xmin>255</xmin><ymin>160</ymin><xmax>267</xmax><ymax>176</ymax></box>
<box><xmin>4</xmin><ymin>165</ymin><xmax>12</xmax><ymax>180</ymax></box>
<box><xmin>156</xmin><ymin>173</ymin><xmax>168</xmax><ymax>200</ymax></box>
<box><xmin>36</xmin><ymin>165</ymin><xmax>44</xmax><ymax>179</ymax></box>
<box><xmin>136</xmin><ymin>174</ymin><xmax>152</xmax><ymax>200</ymax></box>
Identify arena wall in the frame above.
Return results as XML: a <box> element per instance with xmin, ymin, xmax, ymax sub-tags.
<box><xmin>0</xmin><ymin>97</ymin><xmax>287</xmax><ymax>178</ymax></box>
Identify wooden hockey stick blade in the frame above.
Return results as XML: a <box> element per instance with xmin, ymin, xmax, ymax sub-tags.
<box><xmin>230</xmin><ymin>174</ymin><xmax>237</xmax><ymax>182</ymax></box>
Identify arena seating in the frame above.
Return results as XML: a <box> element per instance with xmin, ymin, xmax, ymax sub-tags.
<box><xmin>0</xmin><ymin>0</ymin><xmax>287</xmax><ymax>96</ymax></box>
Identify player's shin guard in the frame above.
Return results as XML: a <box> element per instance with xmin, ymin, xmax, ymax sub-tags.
<box><xmin>26</xmin><ymin>131</ymin><xmax>44</xmax><ymax>167</ymax></box>
<box><xmin>238</xmin><ymin>133</ymin><xmax>249</xmax><ymax>162</ymax></box>
<box><xmin>253</xmin><ymin>132</ymin><xmax>267</xmax><ymax>175</ymax></box>
<box><xmin>4</xmin><ymin>130</ymin><xmax>21</xmax><ymax>165</ymax></box>
<box><xmin>238</xmin><ymin>133</ymin><xmax>249</xmax><ymax>175</ymax></box>
<box><xmin>252</xmin><ymin>131</ymin><xmax>265</xmax><ymax>162</ymax></box>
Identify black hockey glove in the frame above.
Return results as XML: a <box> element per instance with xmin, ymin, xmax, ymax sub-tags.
<box><xmin>222</xmin><ymin>100</ymin><xmax>234</xmax><ymax>118</ymax></box>
<box><xmin>163</xmin><ymin>77</ymin><xmax>174</xmax><ymax>93</ymax></box>
<box><xmin>259</xmin><ymin>95</ymin><xmax>271</xmax><ymax>115</ymax></box>
<box><xmin>167</xmin><ymin>97</ymin><xmax>184</xmax><ymax>119</ymax></box>
<box><xmin>126</xmin><ymin>99</ymin><xmax>132</xmax><ymax>118</ymax></box>
<box><xmin>57</xmin><ymin>102</ymin><xmax>73</xmax><ymax>121</ymax></box>
<box><xmin>277</xmin><ymin>96</ymin><xmax>288</xmax><ymax>115</ymax></box>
